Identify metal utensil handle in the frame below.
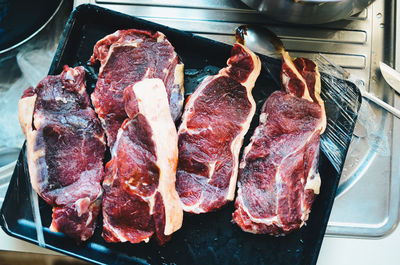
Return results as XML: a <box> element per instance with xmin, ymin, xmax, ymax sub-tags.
<box><xmin>362</xmin><ymin>91</ymin><xmax>400</xmax><ymax>119</ymax></box>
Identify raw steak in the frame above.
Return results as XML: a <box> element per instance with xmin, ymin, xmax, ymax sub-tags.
<box><xmin>233</xmin><ymin>53</ymin><xmax>326</xmax><ymax>235</ymax></box>
<box><xmin>90</xmin><ymin>29</ymin><xmax>184</xmax><ymax>147</ymax></box>
<box><xmin>102</xmin><ymin>78</ymin><xmax>183</xmax><ymax>244</ymax></box>
<box><xmin>18</xmin><ymin>66</ymin><xmax>106</xmax><ymax>241</ymax></box>
<box><xmin>176</xmin><ymin>43</ymin><xmax>261</xmax><ymax>213</ymax></box>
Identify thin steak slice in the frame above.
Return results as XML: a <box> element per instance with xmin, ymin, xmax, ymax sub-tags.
<box><xmin>18</xmin><ymin>66</ymin><xmax>106</xmax><ymax>241</ymax></box>
<box><xmin>233</xmin><ymin>52</ymin><xmax>326</xmax><ymax>235</ymax></box>
<box><xmin>102</xmin><ymin>78</ymin><xmax>183</xmax><ymax>244</ymax></box>
<box><xmin>176</xmin><ymin>43</ymin><xmax>261</xmax><ymax>214</ymax></box>
<box><xmin>90</xmin><ymin>29</ymin><xmax>184</xmax><ymax>148</ymax></box>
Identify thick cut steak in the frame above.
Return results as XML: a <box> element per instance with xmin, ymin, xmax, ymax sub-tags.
<box><xmin>102</xmin><ymin>78</ymin><xmax>183</xmax><ymax>244</ymax></box>
<box><xmin>176</xmin><ymin>43</ymin><xmax>261</xmax><ymax>214</ymax></box>
<box><xmin>90</xmin><ymin>29</ymin><xmax>184</xmax><ymax>147</ymax></box>
<box><xmin>233</xmin><ymin>53</ymin><xmax>326</xmax><ymax>235</ymax></box>
<box><xmin>18</xmin><ymin>66</ymin><xmax>106</xmax><ymax>241</ymax></box>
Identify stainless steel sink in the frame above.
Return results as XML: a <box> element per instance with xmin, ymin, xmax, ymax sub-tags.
<box><xmin>0</xmin><ymin>147</ymin><xmax>19</xmax><ymax>206</ymax></box>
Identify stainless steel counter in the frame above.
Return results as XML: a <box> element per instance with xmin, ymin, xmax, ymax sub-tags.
<box><xmin>73</xmin><ymin>0</ymin><xmax>400</xmax><ymax>238</ymax></box>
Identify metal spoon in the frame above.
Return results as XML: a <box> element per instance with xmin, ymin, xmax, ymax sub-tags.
<box><xmin>235</xmin><ymin>25</ymin><xmax>284</xmax><ymax>87</ymax></box>
<box><xmin>235</xmin><ymin>25</ymin><xmax>284</xmax><ymax>59</ymax></box>
<box><xmin>237</xmin><ymin>24</ymin><xmax>400</xmax><ymax>119</ymax></box>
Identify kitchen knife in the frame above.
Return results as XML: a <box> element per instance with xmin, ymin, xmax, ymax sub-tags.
<box><xmin>380</xmin><ymin>62</ymin><xmax>400</xmax><ymax>94</ymax></box>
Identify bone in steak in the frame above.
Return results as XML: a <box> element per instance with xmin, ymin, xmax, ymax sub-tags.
<box><xmin>176</xmin><ymin>43</ymin><xmax>261</xmax><ymax>214</ymax></box>
<box><xmin>102</xmin><ymin>78</ymin><xmax>183</xmax><ymax>244</ymax></box>
<box><xmin>233</xmin><ymin>53</ymin><xmax>326</xmax><ymax>235</ymax></box>
<box><xmin>18</xmin><ymin>66</ymin><xmax>106</xmax><ymax>241</ymax></box>
<box><xmin>90</xmin><ymin>29</ymin><xmax>184</xmax><ymax>148</ymax></box>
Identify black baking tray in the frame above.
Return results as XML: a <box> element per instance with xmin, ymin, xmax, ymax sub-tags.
<box><xmin>0</xmin><ymin>4</ymin><xmax>362</xmax><ymax>265</ymax></box>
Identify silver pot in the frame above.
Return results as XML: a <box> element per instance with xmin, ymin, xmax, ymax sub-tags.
<box><xmin>241</xmin><ymin>0</ymin><xmax>374</xmax><ymax>24</ymax></box>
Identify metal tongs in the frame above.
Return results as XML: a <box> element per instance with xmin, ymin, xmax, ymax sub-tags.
<box><xmin>318</xmin><ymin>55</ymin><xmax>400</xmax><ymax>119</ymax></box>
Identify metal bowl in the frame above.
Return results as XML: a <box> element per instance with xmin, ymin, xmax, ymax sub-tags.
<box><xmin>241</xmin><ymin>0</ymin><xmax>374</xmax><ymax>24</ymax></box>
<box><xmin>0</xmin><ymin>0</ymin><xmax>63</xmax><ymax>54</ymax></box>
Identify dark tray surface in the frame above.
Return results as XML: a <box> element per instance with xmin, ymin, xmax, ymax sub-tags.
<box><xmin>0</xmin><ymin>4</ymin><xmax>361</xmax><ymax>265</ymax></box>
